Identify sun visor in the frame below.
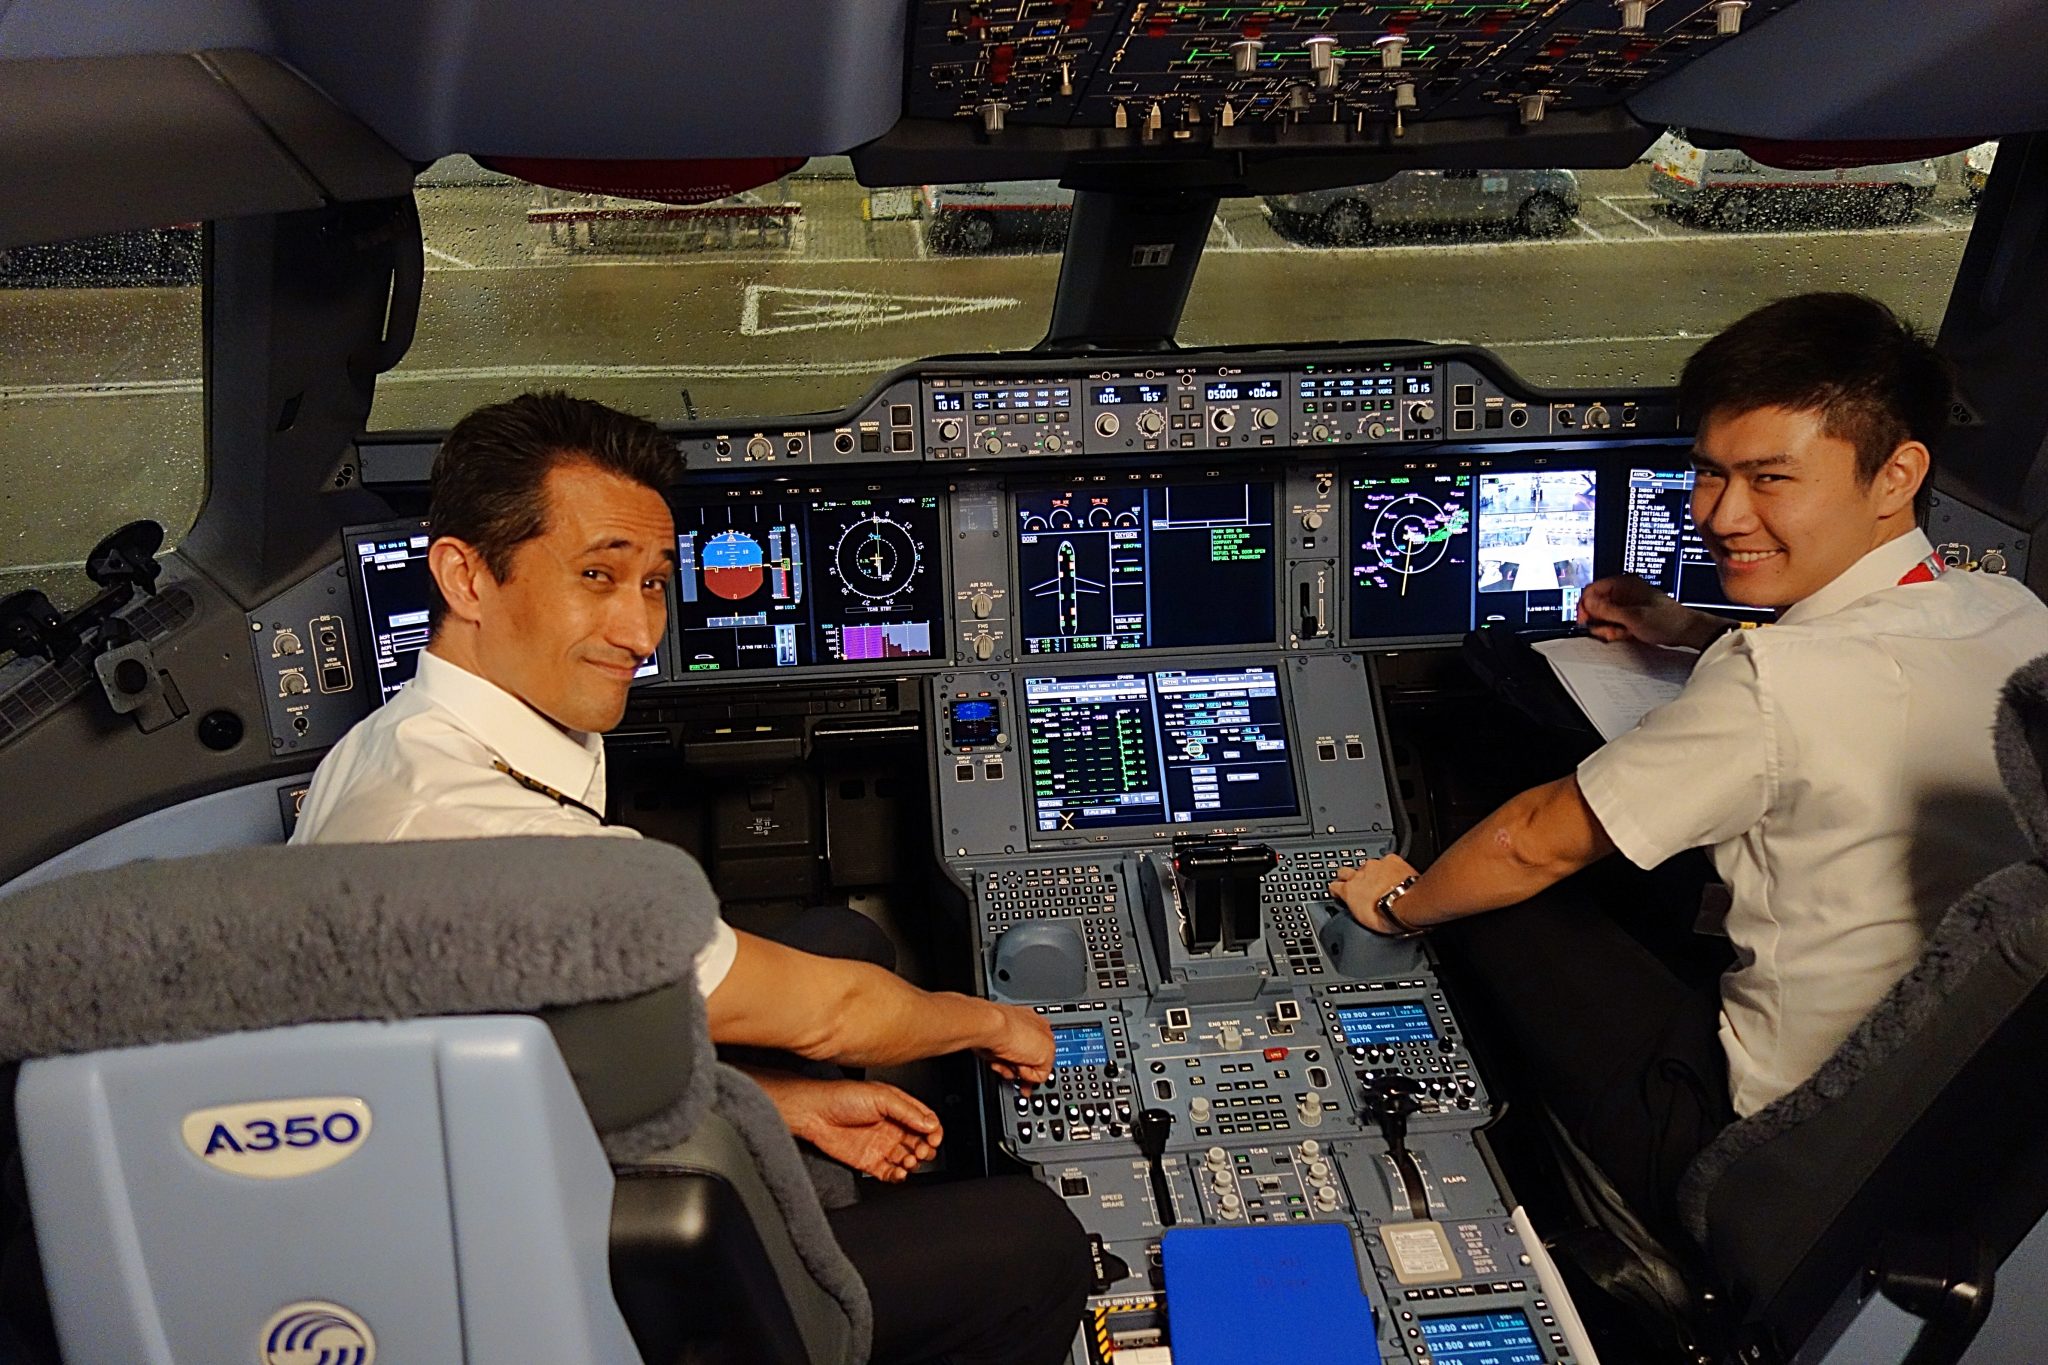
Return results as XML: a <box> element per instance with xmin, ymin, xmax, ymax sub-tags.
<box><xmin>476</xmin><ymin>157</ymin><xmax>806</xmax><ymax>205</ymax></box>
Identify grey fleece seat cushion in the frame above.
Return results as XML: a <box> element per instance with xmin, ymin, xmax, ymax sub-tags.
<box><xmin>1676</xmin><ymin>649</ymin><xmax>2048</xmax><ymax>1306</ymax></box>
<box><xmin>0</xmin><ymin>835</ymin><xmax>870</xmax><ymax>1351</ymax></box>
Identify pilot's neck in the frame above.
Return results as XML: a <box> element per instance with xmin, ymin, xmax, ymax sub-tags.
<box><xmin>422</xmin><ymin>634</ymin><xmax>577</xmax><ymax>739</ymax></box>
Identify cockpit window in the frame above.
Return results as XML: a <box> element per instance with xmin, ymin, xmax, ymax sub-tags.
<box><xmin>365</xmin><ymin>157</ymin><xmax>1062</xmax><ymax>430</ymax></box>
<box><xmin>1179</xmin><ymin>145</ymin><xmax>1975</xmax><ymax>388</ymax></box>
<box><xmin>0</xmin><ymin>228</ymin><xmax>204</xmax><ymax>606</ymax></box>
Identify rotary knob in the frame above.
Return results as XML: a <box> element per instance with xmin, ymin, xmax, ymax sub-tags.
<box><xmin>1044</xmin><ymin>433</ymin><xmax>1065</xmax><ymax>453</ymax></box>
<box><xmin>1095</xmin><ymin>411</ymin><xmax>1121</xmax><ymax>438</ymax></box>
<box><xmin>937</xmin><ymin>418</ymin><xmax>961</xmax><ymax>441</ymax></box>
<box><xmin>1407</xmin><ymin>400</ymin><xmax>1435</xmax><ymax>424</ymax></box>
<box><xmin>1135</xmin><ymin>410</ymin><xmax>1166</xmax><ymax>436</ymax></box>
<box><xmin>1366</xmin><ymin>420</ymin><xmax>1388</xmax><ymax>440</ymax></box>
<box><xmin>746</xmin><ymin>435</ymin><xmax>774</xmax><ymax>460</ymax></box>
<box><xmin>1301</xmin><ymin>511</ymin><xmax>1325</xmax><ymax>532</ymax></box>
<box><xmin>1314</xmin><ymin>1184</ymin><xmax>1340</xmax><ymax>1212</ymax></box>
<box><xmin>970</xmin><ymin>592</ymin><xmax>993</xmax><ymax>619</ymax></box>
<box><xmin>1253</xmin><ymin>407</ymin><xmax>1278</xmax><ymax>429</ymax></box>
<box><xmin>973</xmin><ymin>635</ymin><xmax>995</xmax><ymax>661</ymax></box>
<box><xmin>1211</xmin><ymin>408</ymin><xmax>1237</xmax><ymax>433</ymax></box>
<box><xmin>979</xmin><ymin>430</ymin><xmax>1005</xmax><ymax>456</ymax></box>
<box><xmin>1310</xmin><ymin>422</ymin><xmax>1333</xmax><ymax>442</ymax></box>
<box><xmin>1206</xmin><ymin>1146</ymin><xmax>1230</xmax><ymax>1170</ymax></box>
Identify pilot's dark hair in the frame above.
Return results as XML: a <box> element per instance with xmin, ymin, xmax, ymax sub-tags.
<box><xmin>426</xmin><ymin>391</ymin><xmax>680</xmax><ymax>630</ymax></box>
<box><xmin>1679</xmin><ymin>292</ymin><xmax>1950</xmax><ymax>514</ymax></box>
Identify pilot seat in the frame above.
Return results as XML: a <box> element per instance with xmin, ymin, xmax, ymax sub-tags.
<box><xmin>0</xmin><ymin>836</ymin><xmax>870</xmax><ymax>1364</ymax></box>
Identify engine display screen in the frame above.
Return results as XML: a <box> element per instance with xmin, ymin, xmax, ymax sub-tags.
<box><xmin>1417</xmin><ymin>1311</ymin><xmax>1545</xmax><ymax>1365</ymax></box>
<box><xmin>1335</xmin><ymin>1003</ymin><xmax>1438</xmax><ymax>1046</ymax></box>
<box><xmin>1014</xmin><ymin>480</ymin><xmax>1276</xmax><ymax>654</ymax></box>
<box><xmin>1053</xmin><ymin>1025</ymin><xmax>1110</xmax><ymax>1069</ymax></box>
<box><xmin>1023</xmin><ymin>666</ymin><xmax>1300</xmax><ymax>835</ymax></box>
<box><xmin>673</xmin><ymin>494</ymin><xmax>945</xmax><ymax>673</ymax></box>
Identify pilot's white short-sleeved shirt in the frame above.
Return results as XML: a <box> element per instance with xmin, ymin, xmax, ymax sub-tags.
<box><xmin>1578</xmin><ymin>529</ymin><xmax>2048</xmax><ymax>1117</ymax></box>
<box><xmin>291</xmin><ymin>650</ymin><xmax>739</xmax><ymax>997</ymax></box>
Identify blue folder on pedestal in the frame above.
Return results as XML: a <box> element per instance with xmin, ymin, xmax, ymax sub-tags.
<box><xmin>1161</xmin><ymin>1223</ymin><xmax>1382</xmax><ymax>1364</ymax></box>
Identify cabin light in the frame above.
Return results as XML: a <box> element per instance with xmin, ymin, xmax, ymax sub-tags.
<box><xmin>1374</xmin><ymin>34</ymin><xmax>1408</xmax><ymax>69</ymax></box>
<box><xmin>1713</xmin><ymin>0</ymin><xmax>1749</xmax><ymax>33</ymax></box>
<box><xmin>1231</xmin><ymin>37</ymin><xmax>1262</xmax><ymax>73</ymax></box>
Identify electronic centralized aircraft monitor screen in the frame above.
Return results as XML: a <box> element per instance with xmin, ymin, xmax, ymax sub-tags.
<box><xmin>673</xmin><ymin>493</ymin><xmax>946</xmax><ymax>673</ymax></box>
<box><xmin>1014</xmin><ymin>480</ymin><xmax>1277</xmax><ymax>654</ymax></box>
<box><xmin>1023</xmin><ymin>666</ymin><xmax>1300</xmax><ymax>835</ymax></box>
<box><xmin>1347</xmin><ymin>461</ymin><xmax>1597</xmax><ymax>638</ymax></box>
<box><xmin>346</xmin><ymin>518</ymin><xmax>660</xmax><ymax>703</ymax></box>
<box><xmin>1622</xmin><ymin>466</ymin><xmax>1777</xmax><ymax>622</ymax></box>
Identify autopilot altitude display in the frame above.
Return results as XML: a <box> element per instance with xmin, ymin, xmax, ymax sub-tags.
<box><xmin>673</xmin><ymin>494</ymin><xmax>944</xmax><ymax>672</ymax></box>
<box><xmin>1015</xmin><ymin>481</ymin><xmax>1276</xmax><ymax>654</ymax></box>
<box><xmin>1023</xmin><ymin>666</ymin><xmax>1300</xmax><ymax>834</ymax></box>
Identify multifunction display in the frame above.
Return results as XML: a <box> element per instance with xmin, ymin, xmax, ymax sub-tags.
<box><xmin>1053</xmin><ymin>1024</ymin><xmax>1111</xmax><ymax>1068</ymax></box>
<box><xmin>1023</xmin><ymin>666</ymin><xmax>1300</xmax><ymax>835</ymax></box>
<box><xmin>346</xmin><ymin>521</ymin><xmax>433</xmax><ymax>704</ymax></box>
<box><xmin>673</xmin><ymin>494</ymin><xmax>945</xmax><ymax>673</ymax></box>
<box><xmin>1418</xmin><ymin>1311</ymin><xmax>1546</xmax><ymax>1365</ymax></box>
<box><xmin>1348</xmin><ymin>468</ymin><xmax>1474</xmax><ymax>639</ymax></box>
<box><xmin>1334</xmin><ymin>1002</ymin><xmax>1438</xmax><ymax>1046</ymax></box>
<box><xmin>1474</xmin><ymin>467</ymin><xmax>1597</xmax><ymax>629</ymax></box>
<box><xmin>1014</xmin><ymin>481</ymin><xmax>1277</xmax><ymax>654</ymax></box>
<box><xmin>1623</xmin><ymin>466</ymin><xmax>1776</xmax><ymax>622</ymax></box>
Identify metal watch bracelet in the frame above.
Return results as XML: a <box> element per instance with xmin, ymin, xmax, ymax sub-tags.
<box><xmin>1367</xmin><ymin>874</ymin><xmax>1427</xmax><ymax>939</ymax></box>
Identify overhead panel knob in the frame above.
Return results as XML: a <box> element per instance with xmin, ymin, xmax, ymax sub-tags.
<box><xmin>1395</xmin><ymin>80</ymin><xmax>1418</xmax><ymax>109</ymax></box>
<box><xmin>1231</xmin><ymin>37</ymin><xmax>1263</xmax><ymax>73</ymax></box>
<box><xmin>1619</xmin><ymin>0</ymin><xmax>1648</xmax><ymax>31</ymax></box>
<box><xmin>1519</xmin><ymin>92</ymin><xmax>1548</xmax><ymax>125</ymax></box>
<box><xmin>980</xmin><ymin>101</ymin><xmax>1008</xmax><ymax>133</ymax></box>
<box><xmin>1305</xmin><ymin>34</ymin><xmax>1337</xmax><ymax>71</ymax></box>
<box><xmin>1714</xmin><ymin>0</ymin><xmax>1749</xmax><ymax>32</ymax></box>
<box><xmin>1375</xmin><ymin>34</ymin><xmax>1407</xmax><ymax>69</ymax></box>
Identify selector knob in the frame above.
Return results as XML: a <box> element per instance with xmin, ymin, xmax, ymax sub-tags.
<box><xmin>1253</xmin><ymin>407</ymin><xmax>1279</xmax><ymax>429</ymax></box>
<box><xmin>1206</xmin><ymin>1146</ymin><xmax>1230</xmax><ymax>1169</ymax></box>
<box><xmin>1220</xmin><ymin>1190</ymin><xmax>1244</xmax><ymax>1218</ymax></box>
<box><xmin>1366</xmin><ymin>420</ymin><xmax>1388</xmax><ymax>440</ymax></box>
<box><xmin>1044</xmin><ymin>433</ymin><xmax>1065</xmax><ymax>454</ymax></box>
<box><xmin>746</xmin><ymin>435</ymin><xmax>774</xmax><ymax>460</ymax></box>
<box><xmin>1211</xmin><ymin>408</ymin><xmax>1237</xmax><ymax>433</ymax></box>
<box><xmin>970</xmin><ymin>592</ymin><xmax>993</xmax><ymax>620</ymax></box>
<box><xmin>1299</xmin><ymin>1139</ymin><xmax>1321</xmax><ymax>1159</ymax></box>
<box><xmin>979</xmin><ymin>431</ymin><xmax>1005</xmax><ymax>456</ymax></box>
<box><xmin>1136</xmin><ymin>409</ymin><xmax>1165</xmax><ymax>436</ymax></box>
<box><xmin>1095</xmin><ymin>412</ymin><xmax>1121</xmax><ymax>438</ymax></box>
<box><xmin>279</xmin><ymin>670</ymin><xmax>310</xmax><ymax>697</ymax></box>
<box><xmin>1310</xmin><ymin>422</ymin><xmax>1333</xmax><ymax>442</ymax></box>
<box><xmin>272</xmin><ymin>629</ymin><xmax>303</xmax><ymax>657</ymax></box>
<box><xmin>1586</xmin><ymin>404</ymin><xmax>1612</xmax><ymax>429</ymax></box>
<box><xmin>1188</xmin><ymin>1096</ymin><xmax>1211</xmax><ymax>1122</ymax></box>
<box><xmin>973</xmin><ymin>635</ymin><xmax>995</xmax><ymax>661</ymax></box>
<box><xmin>937</xmin><ymin>418</ymin><xmax>961</xmax><ymax>441</ymax></box>
<box><xmin>1408</xmin><ymin>401</ymin><xmax>1435</xmax><ymax>425</ymax></box>
<box><xmin>1314</xmin><ymin>1184</ymin><xmax>1340</xmax><ymax>1212</ymax></box>
<box><xmin>1307</xmin><ymin>1157</ymin><xmax>1332</xmax><ymax>1181</ymax></box>
<box><xmin>1301</xmin><ymin>511</ymin><xmax>1325</xmax><ymax>532</ymax></box>
<box><xmin>1219</xmin><ymin>1023</ymin><xmax>1243</xmax><ymax>1050</ymax></box>
<box><xmin>1211</xmin><ymin>1167</ymin><xmax>1235</xmax><ymax>1193</ymax></box>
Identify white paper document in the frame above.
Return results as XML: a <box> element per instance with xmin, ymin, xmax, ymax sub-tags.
<box><xmin>1531</xmin><ymin>635</ymin><xmax>1697</xmax><ymax>741</ymax></box>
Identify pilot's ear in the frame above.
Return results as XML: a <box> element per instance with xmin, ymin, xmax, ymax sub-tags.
<box><xmin>1874</xmin><ymin>440</ymin><xmax>1930</xmax><ymax>517</ymax></box>
<box><xmin>428</xmin><ymin>536</ymin><xmax>492</xmax><ymax>627</ymax></box>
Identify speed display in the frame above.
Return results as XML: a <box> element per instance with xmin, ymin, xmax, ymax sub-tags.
<box><xmin>673</xmin><ymin>493</ymin><xmax>945</xmax><ymax>672</ymax></box>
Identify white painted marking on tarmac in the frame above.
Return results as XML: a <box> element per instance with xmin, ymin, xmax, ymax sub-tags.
<box><xmin>1201</xmin><ymin>218</ymin><xmax>1969</xmax><ymax>255</ymax></box>
<box><xmin>1574</xmin><ymin>219</ymin><xmax>1608</xmax><ymax>242</ymax></box>
<box><xmin>1485</xmin><ymin>330</ymin><xmax>1699</xmax><ymax>349</ymax></box>
<box><xmin>739</xmin><ymin>285</ymin><xmax>1019</xmax><ymax>336</ymax></box>
<box><xmin>0</xmin><ymin>378</ymin><xmax>201</xmax><ymax>401</ymax></box>
<box><xmin>423</xmin><ymin>245</ymin><xmax>479</xmax><ymax>269</ymax></box>
<box><xmin>1598</xmin><ymin>196</ymin><xmax>1658</xmax><ymax>235</ymax></box>
<box><xmin>1211</xmin><ymin>215</ymin><xmax>1243</xmax><ymax>250</ymax></box>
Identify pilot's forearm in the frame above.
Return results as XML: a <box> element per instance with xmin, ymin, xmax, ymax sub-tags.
<box><xmin>806</xmin><ymin>966</ymin><xmax>1009</xmax><ymax>1068</ymax></box>
<box><xmin>1397</xmin><ymin>777</ymin><xmax>1610</xmax><ymax>926</ymax></box>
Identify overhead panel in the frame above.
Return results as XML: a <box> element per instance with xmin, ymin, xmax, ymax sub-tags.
<box><xmin>908</xmin><ymin>0</ymin><xmax>1800</xmax><ymax>142</ymax></box>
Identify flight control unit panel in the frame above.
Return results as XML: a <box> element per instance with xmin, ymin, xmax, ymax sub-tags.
<box><xmin>301</xmin><ymin>344</ymin><xmax>1772</xmax><ymax>1363</ymax></box>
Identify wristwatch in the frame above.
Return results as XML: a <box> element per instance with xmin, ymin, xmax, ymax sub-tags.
<box><xmin>1364</xmin><ymin>875</ymin><xmax>1427</xmax><ymax>939</ymax></box>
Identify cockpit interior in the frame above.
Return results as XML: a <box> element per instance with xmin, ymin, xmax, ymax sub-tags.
<box><xmin>6</xmin><ymin>2</ymin><xmax>2048</xmax><ymax>1363</ymax></box>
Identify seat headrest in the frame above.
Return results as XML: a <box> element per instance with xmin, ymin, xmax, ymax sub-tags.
<box><xmin>0</xmin><ymin>837</ymin><xmax>723</xmax><ymax>1159</ymax></box>
<box><xmin>1997</xmin><ymin>652</ymin><xmax>2048</xmax><ymax>859</ymax></box>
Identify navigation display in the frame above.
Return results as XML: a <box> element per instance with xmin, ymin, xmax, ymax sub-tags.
<box><xmin>1023</xmin><ymin>666</ymin><xmax>1300</xmax><ymax>835</ymax></box>
<box><xmin>346</xmin><ymin>520</ymin><xmax>433</xmax><ymax>704</ymax></box>
<box><xmin>346</xmin><ymin>518</ymin><xmax>663</xmax><ymax>702</ymax></box>
<box><xmin>1623</xmin><ymin>466</ymin><xmax>1777</xmax><ymax>622</ymax></box>
<box><xmin>673</xmin><ymin>494</ymin><xmax>945</xmax><ymax>673</ymax></box>
<box><xmin>1418</xmin><ymin>1311</ymin><xmax>1545</xmax><ymax>1365</ymax></box>
<box><xmin>1474</xmin><ymin>467</ymin><xmax>1597</xmax><ymax>628</ymax></box>
<box><xmin>1014</xmin><ymin>481</ymin><xmax>1276</xmax><ymax>654</ymax></box>
<box><xmin>1348</xmin><ymin>468</ymin><xmax>1474</xmax><ymax>638</ymax></box>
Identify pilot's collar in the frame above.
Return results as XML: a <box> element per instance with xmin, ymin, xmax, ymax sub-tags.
<box><xmin>410</xmin><ymin>650</ymin><xmax>605</xmax><ymax>804</ymax></box>
<box><xmin>1775</xmin><ymin>529</ymin><xmax>1937</xmax><ymax>627</ymax></box>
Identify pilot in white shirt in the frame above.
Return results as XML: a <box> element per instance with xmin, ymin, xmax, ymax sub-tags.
<box><xmin>1326</xmin><ymin>294</ymin><xmax>2048</xmax><ymax>1233</ymax></box>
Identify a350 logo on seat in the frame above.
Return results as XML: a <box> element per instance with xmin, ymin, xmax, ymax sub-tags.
<box><xmin>179</xmin><ymin>1097</ymin><xmax>373</xmax><ymax>1178</ymax></box>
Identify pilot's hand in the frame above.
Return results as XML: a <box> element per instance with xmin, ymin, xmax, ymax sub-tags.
<box><xmin>1575</xmin><ymin>573</ymin><xmax>1721</xmax><ymax>650</ymax></box>
<box><xmin>979</xmin><ymin>1002</ymin><xmax>1056</xmax><ymax>1093</ymax></box>
<box><xmin>1328</xmin><ymin>853</ymin><xmax>1422</xmax><ymax>934</ymax></box>
<box><xmin>764</xmin><ymin>1076</ymin><xmax>943</xmax><ymax>1182</ymax></box>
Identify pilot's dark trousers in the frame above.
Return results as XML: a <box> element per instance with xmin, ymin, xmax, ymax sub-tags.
<box><xmin>1437</xmin><ymin>888</ymin><xmax>1738</xmax><ymax>1241</ymax></box>
<box><xmin>755</xmin><ymin>908</ymin><xmax>1094</xmax><ymax>1365</ymax></box>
